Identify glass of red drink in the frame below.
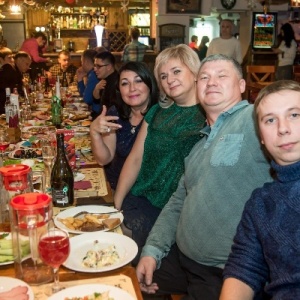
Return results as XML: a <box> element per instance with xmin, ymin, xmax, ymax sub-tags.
<box><xmin>38</xmin><ymin>228</ymin><xmax>70</xmax><ymax>293</ymax></box>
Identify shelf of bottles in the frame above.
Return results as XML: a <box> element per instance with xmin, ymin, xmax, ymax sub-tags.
<box><xmin>137</xmin><ymin>27</ymin><xmax>150</xmax><ymax>36</ymax></box>
<box><xmin>50</xmin><ymin>6</ymin><xmax>108</xmax><ymax>35</ymax></box>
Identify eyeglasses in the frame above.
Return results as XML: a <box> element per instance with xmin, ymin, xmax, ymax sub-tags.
<box><xmin>94</xmin><ymin>64</ymin><xmax>109</xmax><ymax>69</ymax></box>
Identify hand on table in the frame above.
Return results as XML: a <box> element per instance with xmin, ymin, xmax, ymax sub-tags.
<box><xmin>136</xmin><ymin>256</ymin><xmax>159</xmax><ymax>294</ymax></box>
<box><xmin>90</xmin><ymin>105</ymin><xmax>122</xmax><ymax>135</ymax></box>
<box><xmin>0</xmin><ymin>286</ymin><xmax>29</xmax><ymax>300</ymax></box>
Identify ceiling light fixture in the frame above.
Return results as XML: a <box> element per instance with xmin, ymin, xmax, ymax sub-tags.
<box><xmin>10</xmin><ymin>0</ymin><xmax>21</xmax><ymax>15</ymax></box>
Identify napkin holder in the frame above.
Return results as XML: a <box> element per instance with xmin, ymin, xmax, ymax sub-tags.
<box><xmin>7</xmin><ymin>127</ymin><xmax>21</xmax><ymax>143</ymax></box>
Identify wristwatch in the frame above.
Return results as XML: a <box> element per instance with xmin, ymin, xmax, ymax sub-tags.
<box><xmin>220</xmin><ymin>0</ymin><xmax>236</xmax><ymax>9</ymax></box>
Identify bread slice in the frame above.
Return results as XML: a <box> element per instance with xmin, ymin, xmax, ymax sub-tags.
<box><xmin>103</xmin><ymin>218</ymin><xmax>121</xmax><ymax>230</ymax></box>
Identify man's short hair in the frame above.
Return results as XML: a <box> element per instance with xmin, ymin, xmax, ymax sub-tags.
<box><xmin>95</xmin><ymin>51</ymin><xmax>115</xmax><ymax>66</ymax></box>
<box><xmin>58</xmin><ymin>50</ymin><xmax>71</xmax><ymax>57</ymax></box>
<box><xmin>83</xmin><ymin>49</ymin><xmax>98</xmax><ymax>63</ymax></box>
<box><xmin>14</xmin><ymin>51</ymin><xmax>31</xmax><ymax>60</ymax></box>
<box><xmin>191</xmin><ymin>35</ymin><xmax>198</xmax><ymax>42</ymax></box>
<box><xmin>131</xmin><ymin>27</ymin><xmax>140</xmax><ymax>40</ymax></box>
<box><xmin>0</xmin><ymin>47</ymin><xmax>12</xmax><ymax>59</ymax></box>
<box><xmin>34</xmin><ymin>32</ymin><xmax>47</xmax><ymax>41</ymax></box>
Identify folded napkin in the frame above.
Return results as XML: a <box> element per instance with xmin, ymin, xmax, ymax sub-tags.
<box><xmin>74</xmin><ymin>180</ymin><xmax>92</xmax><ymax>190</ymax></box>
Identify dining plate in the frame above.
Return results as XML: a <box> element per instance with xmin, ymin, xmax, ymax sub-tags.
<box><xmin>48</xmin><ymin>283</ymin><xmax>134</xmax><ymax>300</ymax></box>
<box><xmin>54</xmin><ymin>205</ymin><xmax>124</xmax><ymax>235</ymax></box>
<box><xmin>0</xmin><ymin>233</ymin><xmax>13</xmax><ymax>266</ymax></box>
<box><xmin>0</xmin><ymin>276</ymin><xmax>34</xmax><ymax>299</ymax></box>
<box><xmin>63</xmin><ymin>232</ymin><xmax>138</xmax><ymax>273</ymax></box>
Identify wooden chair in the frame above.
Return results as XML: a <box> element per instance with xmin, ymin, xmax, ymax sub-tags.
<box><xmin>293</xmin><ymin>65</ymin><xmax>300</xmax><ymax>82</ymax></box>
<box><xmin>245</xmin><ymin>65</ymin><xmax>276</xmax><ymax>103</ymax></box>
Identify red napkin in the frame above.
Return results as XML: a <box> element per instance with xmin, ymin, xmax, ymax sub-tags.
<box><xmin>74</xmin><ymin>180</ymin><xmax>92</xmax><ymax>190</ymax></box>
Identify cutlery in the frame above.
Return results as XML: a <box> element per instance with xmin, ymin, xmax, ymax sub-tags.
<box><xmin>73</xmin><ymin>210</ymin><xmax>123</xmax><ymax>218</ymax></box>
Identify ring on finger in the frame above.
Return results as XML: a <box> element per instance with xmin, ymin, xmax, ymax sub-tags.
<box><xmin>107</xmin><ymin>127</ymin><xmax>111</xmax><ymax>133</ymax></box>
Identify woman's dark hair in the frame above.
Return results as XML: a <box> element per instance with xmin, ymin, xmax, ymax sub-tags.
<box><xmin>116</xmin><ymin>61</ymin><xmax>159</xmax><ymax>120</ymax></box>
<box><xmin>281</xmin><ymin>23</ymin><xmax>295</xmax><ymax>48</ymax></box>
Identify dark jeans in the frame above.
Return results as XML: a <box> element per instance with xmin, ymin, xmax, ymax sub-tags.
<box><xmin>152</xmin><ymin>244</ymin><xmax>223</xmax><ymax>300</ymax></box>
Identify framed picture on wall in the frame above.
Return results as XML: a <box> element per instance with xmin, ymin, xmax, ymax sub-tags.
<box><xmin>166</xmin><ymin>0</ymin><xmax>201</xmax><ymax>14</ymax></box>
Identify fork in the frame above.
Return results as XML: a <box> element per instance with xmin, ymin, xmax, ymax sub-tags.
<box><xmin>73</xmin><ymin>210</ymin><xmax>123</xmax><ymax>218</ymax></box>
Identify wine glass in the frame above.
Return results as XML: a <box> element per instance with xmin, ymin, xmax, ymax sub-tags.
<box><xmin>0</xmin><ymin>130</ymin><xmax>9</xmax><ymax>167</ymax></box>
<box><xmin>42</xmin><ymin>144</ymin><xmax>56</xmax><ymax>192</ymax></box>
<box><xmin>38</xmin><ymin>228</ymin><xmax>70</xmax><ymax>293</ymax></box>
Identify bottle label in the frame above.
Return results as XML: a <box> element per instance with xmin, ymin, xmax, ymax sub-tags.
<box><xmin>52</xmin><ymin>182</ymin><xmax>71</xmax><ymax>206</ymax></box>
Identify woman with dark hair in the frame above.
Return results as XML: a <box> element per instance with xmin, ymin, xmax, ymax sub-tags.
<box><xmin>198</xmin><ymin>36</ymin><xmax>210</xmax><ymax>61</ymax></box>
<box><xmin>272</xmin><ymin>22</ymin><xmax>297</xmax><ymax>80</ymax></box>
<box><xmin>90</xmin><ymin>61</ymin><xmax>158</xmax><ymax>189</ymax></box>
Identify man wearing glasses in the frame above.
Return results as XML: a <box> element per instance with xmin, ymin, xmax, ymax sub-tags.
<box><xmin>93</xmin><ymin>51</ymin><xmax>119</xmax><ymax>111</ymax></box>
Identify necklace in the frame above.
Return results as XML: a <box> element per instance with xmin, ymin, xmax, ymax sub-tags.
<box><xmin>130</xmin><ymin>125</ymin><xmax>137</xmax><ymax>134</ymax></box>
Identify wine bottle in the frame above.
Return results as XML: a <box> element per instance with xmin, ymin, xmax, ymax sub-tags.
<box><xmin>51</xmin><ymin>76</ymin><xmax>62</xmax><ymax>128</ymax></box>
<box><xmin>4</xmin><ymin>87</ymin><xmax>11</xmax><ymax>124</ymax></box>
<box><xmin>61</xmin><ymin>71</ymin><xmax>69</xmax><ymax>91</ymax></box>
<box><xmin>51</xmin><ymin>133</ymin><xmax>74</xmax><ymax>207</ymax></box>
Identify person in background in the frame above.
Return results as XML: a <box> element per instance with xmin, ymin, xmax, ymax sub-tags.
<box><xmin>90</xmin><ymin>61</ymin><xmax>158</xmax><ymax>190</ymax></box>
<box><xmin>220</xmin><ymin>80</ymin><xmax>300</xmax><ymax>300</ymax></box>
<box><xmin>272</xmin><ymin>23</ymin><xmax>297</xmax><ymax>80</ymax></box>
<box><xmin>122</xmin><ymin>27</ymin><xmax>148</xmax><ymax>63</ymax></box>
<box><xmin>76</xmin><ymin>49</ymin><xmax>99</xmax><ymax>119</ymax></box>
<box><xmin>114</xmin><ymin>44</ymin><xmax>205</xmax><ymax>260</ymax></box>
<box><xmin>93</xmin><ymin>51</ymin><xmax>119</xmax><ymax>111</ymax></box>
<box><xmin>0</xmin><ymin>47</ymin><xmax>14</xmax><ymax>68</ymax></box>
<box><xmin>20</xmin><ymin>32</ymin><xmax>51</xmax><ymax>80</ymax></box>
<box><xmin>207</xmin><ymin>19</ymin><xmax>242</xmax><ymax>64</ymax></box>
<box><xmin>135</xmin><ymin>54</ymin><xmax>272</xmax><ymax>299</ymax></box>
<box><xmin>49</xmin><ymin>50</ymin><xmax>77</xmax><ymax>84</ymax></box>
<box><xmin>189</xmin><ymin>35</ymin><xmax>198</xmax><ymax>50</ymax></box>
<box><xmin>198</xmin><ymin>36</ymin><xmax>210</xmax><ymax>61</ymax></box>
<box><xmin>0</xmin><ymin>51</ymin><xmax>31</xmax><ymax>113</ymax></box>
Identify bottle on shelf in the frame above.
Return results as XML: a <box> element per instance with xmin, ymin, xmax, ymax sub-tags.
<box><xmin>50</xmin><ymin>133</ymin><xmax>74</xmax><ymax>207</ymax></box>
<box><xmin>51</xmin><ymin>76</ymin><xmax>62</xmax><ymax>128</ymax></box>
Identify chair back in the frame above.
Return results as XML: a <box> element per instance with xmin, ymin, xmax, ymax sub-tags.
<box><xmin>245</xmin><ymin>65</ymin><xmax>276</xmax><ymax>103</ymax></box>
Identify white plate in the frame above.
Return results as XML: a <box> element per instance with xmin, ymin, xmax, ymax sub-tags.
<box><xmin>54</xmin><ymin>205</ymin><xmax>124</xmax><ymax>235</ymax></box>
<box><xmin>74</xmin><ymin>172</ymin><xmax>85</xmax><ymax>182</ymax></box>
<box><xmin>0</xmin><ymin>233</ymin><xmax>13</xmax><ymax>266</ymax></box>
<box><xmin>63</xmin><ymin>232</ymin><xmax>138</xmax><ymax>273</ymax></box>
<box><xmin>0</xmin><ymin>276</ymin><xmax>34</xmax><ymax>300</ymax></box>
<box><xmin>48</xmin><ymin>283</ymin><xmax>134</xmax><ymax>300</ymax></box>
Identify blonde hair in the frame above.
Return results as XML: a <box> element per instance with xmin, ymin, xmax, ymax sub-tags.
<box><xmin>154</xmin><ymin>44</ymin><xmax>200</xmax><ymax>108</ymax></box>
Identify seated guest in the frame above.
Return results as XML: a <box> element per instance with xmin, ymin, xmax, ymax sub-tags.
<box><xmin>114</xmin><ymin>44</ymin><xmax>205</xmax><ymax>257</ymax></box>
<box><xmin>76</xmin><ymin>49</ymin><xmax>99</xmax><ymax>119</ymax></box>
<box><xmin>135</xmin><ymin>55</ymin><xmax>272</xmax><ymax>299</ymax></box>
<box><xmin>122</xmin><ymin>27</ymin><xmax>148</xmax><ymax>62</ymax></box>
<box><xmin>49</xmin><ymin>50</ymin><xmax>77</xmax><ymax>84</ymax></box>
<box><xmin>90</xmin><ymin>61</ymin><xmax>158</xmax><ymax>190</ymax></box>
<box><xmin>93</xmin><ymin>51</ymin><xmax>119</xmax><ymax>111</ymax></box>
<box><xmin>0</xmin><ymin>47</ymin><xmax>14</xmax><ymax>67</ymax></box>
<box><xmin>220</xmin><ymin>80</ymin><xmax>300</xmax><ymax>300</ymax></box>
<box><xmin>20</xmin><ymin>32</ymin><xmax>51</xmax><ymax>80</ymax></box>
<box><xmin>0</xmin><ymin>51</ymin><xmax>31</xmax><ymax>113</ymax></box>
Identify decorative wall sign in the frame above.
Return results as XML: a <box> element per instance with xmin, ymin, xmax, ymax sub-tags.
<box><xmin>220</xmin><ymin>0</ymin><xmax>236</xmax><ymax>10</ymax></box>
<box><xmin>167</xmin><ymin>0</ymin><xmax>201</xmax><ymax>14</ymax></box>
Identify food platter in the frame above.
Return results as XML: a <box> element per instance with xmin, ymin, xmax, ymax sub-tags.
<box><xmin>8</xmin><ymin>148</ymin><xmax>42</xmax><ymax>159</ymax></box>
<box><xmin>48</xmin><ymin>283</ymin><xmax>134</xmax><ymax>300</ymax></box>
<box><xmin>54</xmin><ymin>205</ymin><xmax>124</xmax><ymax>235</ymax></box>
<box><xmin>0</xmin><ymin>276</ymin><xmax>34</xmax><ymax>300</ymax></box>
<box><xmin>63</xmin><ymin>232</ymin><xmax>138</xmax><ymax>273</ymax></box>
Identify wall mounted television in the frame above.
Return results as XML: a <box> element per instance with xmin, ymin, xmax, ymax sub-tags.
<box><xmin>252</xmin><ymin>12</ymin><xmax>277</xmax><ymax>50</ymax></box>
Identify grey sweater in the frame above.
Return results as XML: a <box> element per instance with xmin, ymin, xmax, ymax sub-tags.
<box><xmin>141</xmin><ymin>101</ymin><xmax>273</xmax><ymax>268</ymax></box>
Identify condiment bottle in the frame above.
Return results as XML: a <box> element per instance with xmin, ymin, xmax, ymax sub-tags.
<box><xmin>50</xmin><ymin>133</ymin><xmax>74</xmax><ymax>207</ymax></box>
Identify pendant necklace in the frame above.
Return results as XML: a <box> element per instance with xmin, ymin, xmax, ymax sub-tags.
<box><xmin>131</xmin><ymin>125</ymin><xmax>137</xmax><ymax>134</ymax></box>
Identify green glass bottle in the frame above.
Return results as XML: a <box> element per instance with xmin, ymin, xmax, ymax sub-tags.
<box><xmin>51</xmin><ymin>133</ymin><xmax>74</xmax><ymax>207</ymax></box>
<box><xmin>51</xmin><ymin>76</ymin><xmax>62</xmax><ymax>128</ymax></box>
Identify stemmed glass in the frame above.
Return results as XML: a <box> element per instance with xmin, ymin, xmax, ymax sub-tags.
<box><xmin>0</xmin><ymin>129</ymin><xmax>9</xmax><ymax>167</ymax></box>
<box><xmin>42</xmin><ymin>144</ymin><xmax>56</xmax><ymax>192</ymax></box>
<box><xmin>38</xmin><ymin>228</ymin><xmax>70</xmax><ymax>293</ymax></box>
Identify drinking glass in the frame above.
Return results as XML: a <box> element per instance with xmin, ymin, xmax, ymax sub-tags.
<box><xmin>38</xmin><ymin>228</ymin><xmax>70</xmax><ymax>293</ymax></box>
<box><xmin>0</xmin><ymin>129</ymin><xmax>9</xmax><ymax>167</ymax></box>
<box><xmin>42</xmin><ymin>144</ymin><xmax>56</xmax><ymax>192</ymax></box>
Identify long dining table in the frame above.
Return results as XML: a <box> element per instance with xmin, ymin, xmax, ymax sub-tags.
<box><xmin>0</xmin><ymin>92</ymin><xmax>144</xmax><ymax>300</ymax></box>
